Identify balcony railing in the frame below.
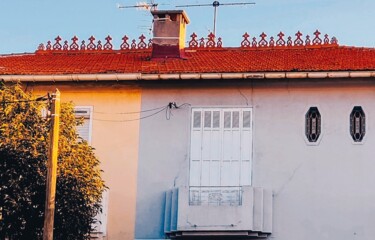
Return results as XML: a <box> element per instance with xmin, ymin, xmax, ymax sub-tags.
<box><xmin>164</xmin><ymin>186</ymin><xmax>273</xmax><ymax>239</ymax></box>
<box><xmin>189</xmin><ymin>186</ymin><xmax>242</xmax><ymax>206</ymax></box>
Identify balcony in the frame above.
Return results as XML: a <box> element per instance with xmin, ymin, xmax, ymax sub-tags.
<box><xmin>164</xmin><ymin>186</ymin><xmax>273</xmax><ymax>239</ymax></box>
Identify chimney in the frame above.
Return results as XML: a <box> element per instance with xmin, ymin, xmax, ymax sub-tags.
<box><xmin>151</xmin><ymin>10</ymin><xmax>190</xmax><ymax>59</ymax></box>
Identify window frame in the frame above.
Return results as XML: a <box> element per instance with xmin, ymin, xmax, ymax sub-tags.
<box><xmin>303</xmin><ymin>105</ymin><xmax>323</xmax><ymax>146</ymax></box>
<box><xmin>349</xmin><ymin>105</ymin><xmax>367</xmax><ymax>145</ymax></box>
<box><xmin>74</xmin><ymin>106</ymin><xmax>93</xmax><ymax>144</ymax></box>
<box><xmin>188</xmin><ymin>107</ymin><xmax>253</xmax><ymax>206</ymax></box>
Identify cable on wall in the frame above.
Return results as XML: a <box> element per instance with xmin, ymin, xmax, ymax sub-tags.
<box><xmin>92</xmin><ymin>105</ymin><xmax>168</xmax><ymax>115</ymax></box>
<box><xmin>93</xmin><ymin>102</ymin><xmax>191</xmax><ymax>122</ymax></box>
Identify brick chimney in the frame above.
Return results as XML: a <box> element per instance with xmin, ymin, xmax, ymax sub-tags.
<box><xmin>151</xmin><ymin>10</ymin><xmax>190</xmax><ymax>59</ymax></box>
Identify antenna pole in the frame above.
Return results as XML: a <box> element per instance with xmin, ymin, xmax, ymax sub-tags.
<box><xmin>213</xmin><ymin>5</ymin><xmax>217</xmax><ymax>37</ymax></box>
<box><xmin>176</xmin><ymin>1</ymin><xmax>255</xmax><ymax>36</ymax></box>
<box><xmin>213</xmin><ymin>1</ymin><xmax>220</xmax><ymax>37</ymax></box>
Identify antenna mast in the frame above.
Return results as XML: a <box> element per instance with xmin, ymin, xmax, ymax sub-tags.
<box><xmin>176</xmin><ymin>1</ymin><xmax>255</xmax><ymax>37</ymax></box>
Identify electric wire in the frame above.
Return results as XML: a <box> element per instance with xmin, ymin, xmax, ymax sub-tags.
<box><xmin>93</xmin><ymin>106</ymin><xmax>168</xmax><ymax>122</ymax></box>
<box><xmin>93</xmin><ymin>102</ymin><xmax>191</xmax><ymax>122</ymax></box>
<box><xmin>92</xmin><ymin>105</ymin><xmax>168</xmax><ymax>115</ymax></box>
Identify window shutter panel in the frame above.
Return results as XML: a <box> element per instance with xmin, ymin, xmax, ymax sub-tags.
<box><xmin>75</xmin><ymin>107</ymin><xmax>92</xmax><ymax>144</ymax></box>
<box><xmin>76</xmin><ymin>119</ymin><xmax>90</xmax><ymax>141</ymax></box>
<box><xmin>240</xmin><ymin>110</ymin><xmax>252</xmax><ymax>186</ymax></box>
<box><xmin>92</xmin><ymin>190</ymin><xmax>109</xmax><ymax>237</ymax></box>
<box><xmin>190</xmin><ymin>110</ymin><xmax>203</xmax><ymax>187</ymax></box>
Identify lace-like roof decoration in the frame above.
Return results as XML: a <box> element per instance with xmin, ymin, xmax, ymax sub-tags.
<box><xmin>37</xmin><ymin>34</ymin><xmax>152</xmax><ymax>52</ymax></box>
<box><xmin>238</xmin><ymin>30</ymin><xmax>338</xmax><ymax>48</ymax></box>
<box><xmin>188</xmin><ymin>32</ymin><xmax>223</xmax><ymax>48</ymax></box>
<box><xmin>36</xmin><ymin>30</ymin><xmax>338</xmax><ymax>53</ymax></box>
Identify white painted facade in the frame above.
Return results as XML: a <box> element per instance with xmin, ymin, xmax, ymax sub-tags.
<box><xmin>135</xmin><ymin>78</ymin><xmax>375</xmax><ymax>239</ymax></box>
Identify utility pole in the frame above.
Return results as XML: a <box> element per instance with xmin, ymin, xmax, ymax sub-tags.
<box><xmin>43</xmin><ymin>89</ymin><xmax>61</xmax><ymax>240</ymax></box>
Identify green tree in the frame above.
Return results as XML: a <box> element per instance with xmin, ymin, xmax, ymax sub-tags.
<box><xmin>0</xmin><ymin>83</ymin><xmax>106</xmax><ymax>240</ymax></box>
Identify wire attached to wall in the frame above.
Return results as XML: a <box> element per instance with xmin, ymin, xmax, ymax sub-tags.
<box><xmin>94</xmin><ymin>106</ymin><xmax>168</xmax><ymax>122</ymax></box>
<box><xmin>93</xmin><ymin>102</ymin><xmax>191</xmax><ymax>122</ymax></box>
<box><xmin>92</xmin><ymin>105</ymin><xmax>167</xmax><ymax>115</ymax></box>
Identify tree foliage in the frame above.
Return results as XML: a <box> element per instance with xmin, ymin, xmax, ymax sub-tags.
<box><xmin>0</xmin><ymin>83</ymin><xmax>106</xmax><ymax>240</ymax></box>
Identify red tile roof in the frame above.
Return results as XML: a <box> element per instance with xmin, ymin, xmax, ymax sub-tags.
<box><xmin>0</xmin><ymin>46</ymin><xmax>375</xmax><ymax>75</ymax></box>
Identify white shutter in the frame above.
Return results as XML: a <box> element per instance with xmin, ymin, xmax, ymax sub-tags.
<box><xmin>190</xmin><ymin>108</ymin><xmax>253</xmax><ymax>188</ymax></box>
<box><xmin>210</xmin><ymin>111</ymin><xmax>221</xmax><ymax>186</ymax></box>
<box><xmin>92</xmin><ymin>190</ymin><xmax>109</xmax><ymax>238</ymax></box>
<box><xmin>190</xmin><ymin>110</ymin><xmax>202</xmax><ymax>187</ymax></box>
<box><xmin>74</xmin><ymin>106</ymin><xmax>93</xmax><ymax>144</ymax></box>
<box><xmin>241</xmin><ymin>110</ymin><xmax>252</xmax><ymax>185</ymax></box>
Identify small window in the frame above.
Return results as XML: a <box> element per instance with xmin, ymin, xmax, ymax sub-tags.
<box><xmin>224</xmin><ymin>111</ymin><xmax>231</xmax><ymax>129</ymax></box>
<box><xmin>212</xmin><ymin>111</ymin><xmax>220</xmax><ymax>128</ymax></box>
<box><xmin>243</xmin><ymin>111</ymin><xmax>251</xmax><ymax>128</ymax></box>
<box><xmin>305</xmin><ymin>107</ymin><xmax>321</xmax><ymax>142</ymax></box>
<box><xmin>204</xmin><ymin>111</ymin><xmax>212</xmax><ymax>128</ymax></box>
<box><xmin>193</xmin><ymin>111</ymin><xmax>201</xmax><ymax>128</ymax></box>
<box><xmin>74</xmin><ymin>106</ymin><xmax>93</xmax><ymax>144</ymax></box>
<box><xmin>232</xmin><ymin>111</ymin><xmax>240</xmax><ymax>128</ymax></box>
<box><xmin>350</xmin><ymin>106</ymin><xmax>365</xmax><ymax>142</ymax></box>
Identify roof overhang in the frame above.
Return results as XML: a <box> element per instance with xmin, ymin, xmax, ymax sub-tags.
<box><xmin>1</xmin><ymin>71</ymin><xmax>375</xmax><ymax>82</ymax></box>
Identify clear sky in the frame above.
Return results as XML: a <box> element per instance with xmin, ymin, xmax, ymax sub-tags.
<box><xmin>0</xmin><ymin>0</ymin><xmax>374</xmax><ymax>54</ymax></box>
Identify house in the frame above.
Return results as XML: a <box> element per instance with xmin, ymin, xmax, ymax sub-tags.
<box><xmin>1</xmin><ymin>9</ymin><xmax>375</xmax><ymax>240</ymax></box>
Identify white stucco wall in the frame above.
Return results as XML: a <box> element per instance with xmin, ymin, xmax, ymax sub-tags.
<box><xmin>135</xmin><ymin>79</ymin><xmax>375</xmax><ymax>239</ymax></box>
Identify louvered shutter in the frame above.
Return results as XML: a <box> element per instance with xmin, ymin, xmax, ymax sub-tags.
<box><xmin>92</xmin><ymin>190</ymin><xmax>109</xmax><ymax>238</ymax></box>
<box><xmin>190</xmin><ymin>108</ymin><xmax>252</xmax><ymax>188</ymax></box>
<box><xmin>74</xmin><ymin>107</ymin><xmax>92</xmax><ymax>144</ymax></box>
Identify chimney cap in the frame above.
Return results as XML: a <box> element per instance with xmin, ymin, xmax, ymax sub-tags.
<box><xmin>151</xmin><ymin>10</ymin><xmax>190</xmax><ymax>24</ymax></box>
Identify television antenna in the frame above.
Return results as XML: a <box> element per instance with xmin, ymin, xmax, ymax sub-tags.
<box><xmin>117</xmin><ymin>0</ymin><xmax>166</xmax><ymax>11</ymax></box>
<box><xmin>118</xmin><ymin>1</ymin><xmax>168</xmax><ymax>35</ymax></box>
<box><xmin>176</xmin><ymin>1</ymin><xmax>255</xmax><ymax>37</ymax></box>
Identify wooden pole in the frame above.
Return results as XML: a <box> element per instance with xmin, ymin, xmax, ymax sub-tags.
<box><xmin>43</xmin><ymin>89</ymin><xmax>61</xmax><ymax>240</ymax></box>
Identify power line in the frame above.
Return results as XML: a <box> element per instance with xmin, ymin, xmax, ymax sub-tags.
<box><xmin>94</xmin><ymin>106</ymin><xmax>168</xmax><ymax>122</ymax></box>
<box><xmin>93</xmin><ymin>102</ymin><xmax>191</xmax><ymax>122</ymax></box>
<box><xmin>92</xmin><ymin>105</ymin><xmax>168</xmax><ymax>115</ymax></box>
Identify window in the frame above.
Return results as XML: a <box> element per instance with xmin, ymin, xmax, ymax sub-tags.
<box><xmin>305</xmin><ymin>107</ymin><xmax>321</xmax><ymax>142</ymax></box>
<box><xmin>350</xmin><ymin>106</ymin><xmax>365</xmax><ymax>142</ymax></box>
<box><xmin>74</xmin><ymin>106</ymin><xmax>93</xmax><ymax>144</ymax></box>
<box><xmin>189</xmin><ymin>108</ymin><xmax>252</xmax><ymax>205</ymax></box>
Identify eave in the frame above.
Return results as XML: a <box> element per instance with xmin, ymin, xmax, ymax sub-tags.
<box><xmin>1</xmin><ymin>71</ymin><xmax>375</xmax><ymax>82</ymax></box>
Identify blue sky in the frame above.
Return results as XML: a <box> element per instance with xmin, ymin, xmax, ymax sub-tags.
<box><xmin>0</xmin><ymin>0</ymin><xmax>374</xmax><ymax>54</ymax></box>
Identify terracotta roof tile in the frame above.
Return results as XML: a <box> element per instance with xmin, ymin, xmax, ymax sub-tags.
<box><xmin>0</xmin><ymin>46</ymin><xmax>375</xmax><ymax>75</ymax></box>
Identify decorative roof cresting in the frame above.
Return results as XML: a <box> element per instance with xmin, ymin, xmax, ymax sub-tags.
<box><xmin>238</xmin><ymin>30</ymin><xmax>338</xmax><ymax>48</ymax></box>
<box><xmin>37</xmin><ymin>34</ymin><xmax>153</xmax><ymax>52</ymax></box>
<box><xmin>36</xmin><ymin>30</ymin><xmax>338</xmax><ymax>53</ymax></box>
